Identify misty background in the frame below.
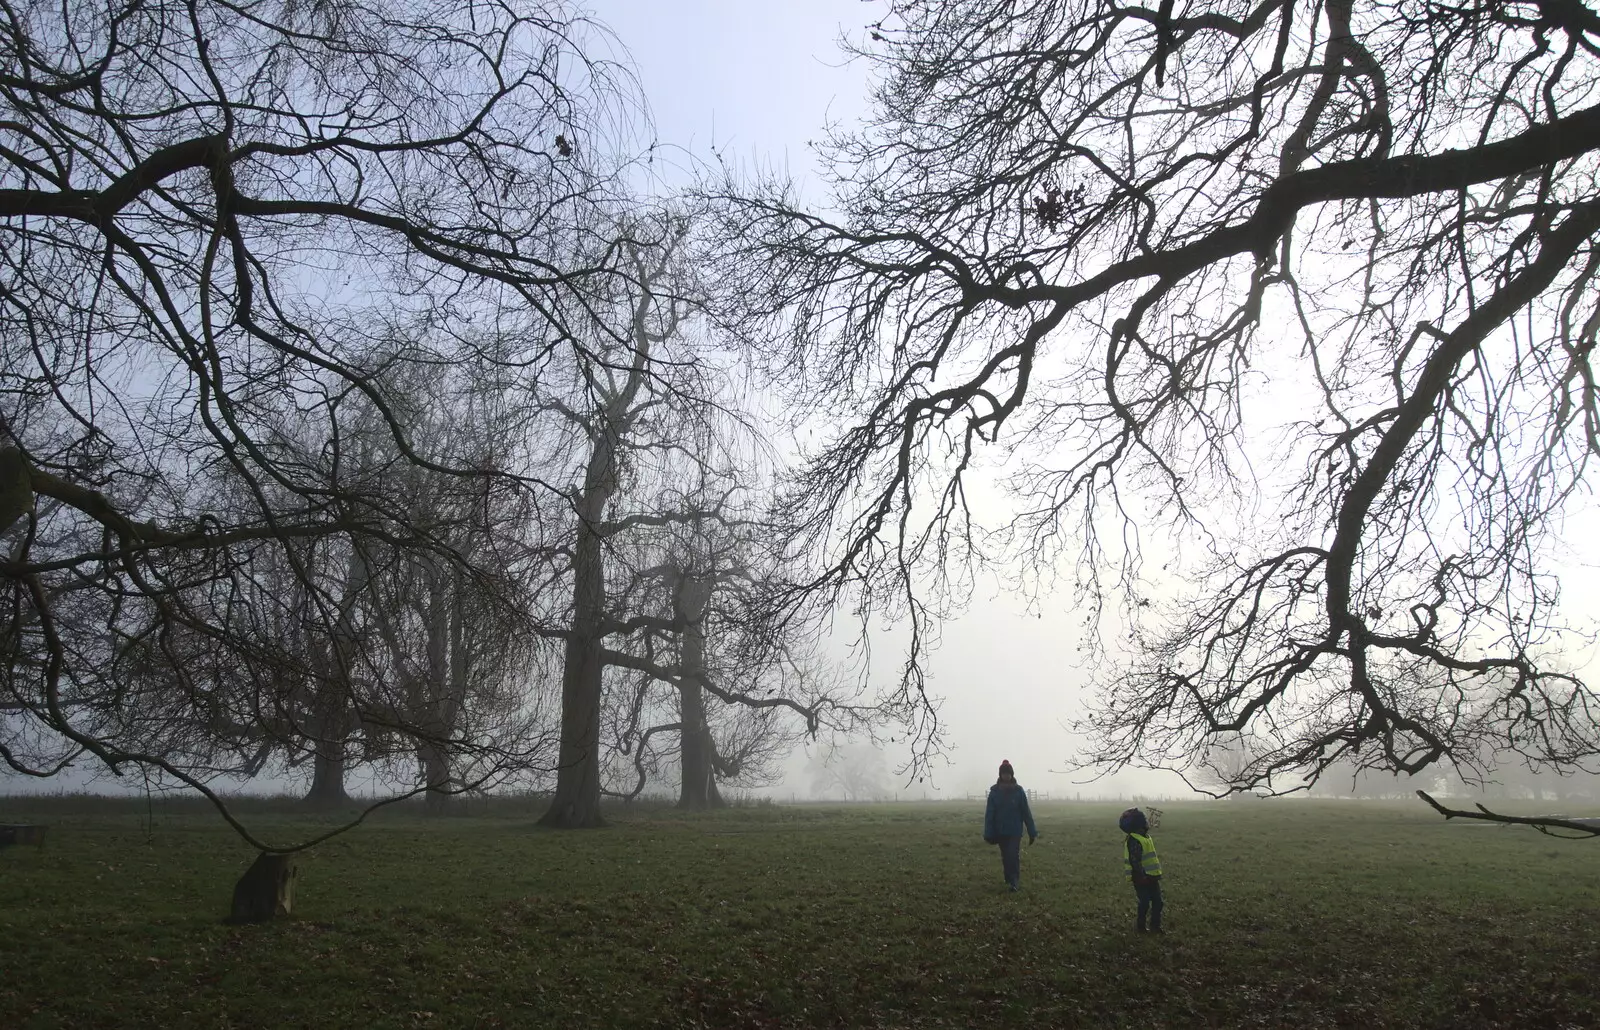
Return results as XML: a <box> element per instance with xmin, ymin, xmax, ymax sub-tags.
<box><xmin>5</xmin><ymin>0</ymin><xmax>1599</xmax><ymax>809</ymax></box>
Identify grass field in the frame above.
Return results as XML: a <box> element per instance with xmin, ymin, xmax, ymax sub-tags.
<box><xmin>1</xmin><ymin>795</ymin><xmax>1596</xmax><ymax>1029</ymax></box>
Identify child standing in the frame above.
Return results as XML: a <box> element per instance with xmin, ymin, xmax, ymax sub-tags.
<box><xmin>982</xmin><ymin>760</ymin><xmax>1039</xmax><ymax>891</ymax></box>
<box><xmin>1119</xmin><ymin>807</ymin><xmax>1163</xmax><ymax>932</ymax></box>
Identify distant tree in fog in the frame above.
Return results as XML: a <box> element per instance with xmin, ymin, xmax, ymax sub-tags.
<box><xmin>534</xmin><ymin>216</ymin><xmax>865</xmax><ymax>827</ymax></box>
<box><xmin>807</xmin><ymin>741</ymin><xmax>892</xmax><ymax>802</ymax></box>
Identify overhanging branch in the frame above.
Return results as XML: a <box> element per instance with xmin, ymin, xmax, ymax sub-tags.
<box><xmin>1416</xmin><ymin>790</ymin><xmax>1600</xmax><ymax>839</ymax></box>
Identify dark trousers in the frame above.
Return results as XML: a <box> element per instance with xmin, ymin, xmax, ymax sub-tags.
<box><xmin>998</xmin><ymin>835</ymin><xmax>1022</xmax><ymax>887</ymax></box>
<box><xmin>1134</xmin><ymin>879</ymin><xmax>1163</xmax><ymax>930</ymax></box>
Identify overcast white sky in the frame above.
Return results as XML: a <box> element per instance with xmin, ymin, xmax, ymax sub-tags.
<box><xmin>594</xmin><ymin>1</ymin><xmax>872</xmax><ymax>194</ymax></box>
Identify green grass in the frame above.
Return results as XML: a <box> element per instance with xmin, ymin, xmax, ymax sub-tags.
<box><xmin>1</xmin><ymin>797</ymin><xmax>1596</xmax><ymax>1028</ymax></box>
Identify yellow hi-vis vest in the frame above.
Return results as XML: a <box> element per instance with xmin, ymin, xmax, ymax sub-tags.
<box><xmin>1124</xmin><ymin>832</ymin><xmax>1161</xmax><ymax>879</ymax></box>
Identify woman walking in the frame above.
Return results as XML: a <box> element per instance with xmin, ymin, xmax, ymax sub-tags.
<box><xmin>982</xmin><ymin>760</ymin><xmax>1039</xmax><ymax>891</ymax></box>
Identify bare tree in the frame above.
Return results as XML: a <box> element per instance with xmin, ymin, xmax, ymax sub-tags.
<box><xmin>531</xmin><ymin>213</ymin><xmax>855</xmax><ymax>826</ymax></box>
<box><xmin>611</xmin><ymin>486</ymin><xmax>823</xmax><ymax>810</ymax></box>
<box><xmin>37</xmin><ymin>357</ymin><xmax>559</xmax><ymax>816</ymax></box>
<box><xmin>0</xmin><ymin>0</ymin><xmax>641</xmax><ymax>850</ymax></box>
<box><xmin>530</xmin><ymin>213</ymin><xmax>712</xmax><ymax>828</ymax></box>
<box><xmin>309</xmin><ymin>364</ymin><xmax>556</xmax><ymax>814</ymax></box>
<box><xmin>706</xmin><ymin>0</ymin><xmax>1600</xmax><ymax>820</ymax></box>
<box><xmin>1188</xmin><ymin>731</ymin><xmax>1273</xmax><ymax>797</ymax></box>
<box><xmin>807</xmin><ymin>740</ymin><xmax>892</xmax><ymax>803</ymax></box>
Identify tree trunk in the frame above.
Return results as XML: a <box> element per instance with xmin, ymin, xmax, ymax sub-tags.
<box><xmin>678</xmin><ymin>679</ymin><xmax>718</xmax><ymax>809</ymax></box>
<box><xmin>539</xmin><ymin>509</ymin><xmax>610</xmax><ymax>829</ymax></box>
<box><xmin>675</xmin><ymin>574</ymin><xmax>724</xmax><ymax>810</ymax></box>
<box><xmin>420</xmin><ymin>738</ymin><xmax>454</xmax><ymax>815</ymax></box>
<box><xmin>304</xmin><ymin>535</ymin><xmax>367</xmax><ymax>808</ymax></box>
<box><xmin>304</xmin><ymin>745</ymin><xmax>350</xmax><ymax>807</ymax></box>
<box><xmin>418</xmin><ymin>566</ymin><xmax>464</xmax><ymax>816</ymax></box>
<box><xmin>303</xmin><ymin>676</ymin><xmax>352</xmax><ymax>807</ymax></box>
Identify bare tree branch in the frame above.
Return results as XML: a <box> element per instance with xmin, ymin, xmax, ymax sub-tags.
<box><xmin>1416</xmin><ymin>789</ymin><xmax>1600</xmax><ymax>839</ymax></box>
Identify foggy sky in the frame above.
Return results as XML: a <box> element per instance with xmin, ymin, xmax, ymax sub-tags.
<box><xmin>14</xmin><ymin>4</ymin><xmax>1595</xmax><ymax>804</ymax></box>
<box><xmin>590</xmin><ymin>0</ymin><xmax>1195</xmax><ymax>801</ymax></box>
<box><xmin>592</xmin><ymin>0</ymin><xmax>1600</xmax><ymax>804</ymax></box>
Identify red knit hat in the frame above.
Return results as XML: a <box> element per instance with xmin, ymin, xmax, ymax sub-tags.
<box><xmin>998</xmin><ymin>759</ymin><xmax>1015</xmax><ymax>780</ymax></box>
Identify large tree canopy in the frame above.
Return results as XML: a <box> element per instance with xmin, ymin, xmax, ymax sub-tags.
<box><xmin>0</xmin><ymin>0</ymin><xmax>638</xmax><ymax>844</ymax></box>
<box><xmin>711</xmin><ymin>0</ymin><xmax>1600</xmax><ymax>794</ymax></box>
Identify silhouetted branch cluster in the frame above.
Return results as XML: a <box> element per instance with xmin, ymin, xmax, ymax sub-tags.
<box><xmin>704</xmin><ymin>0</ymin><xmax>1600</xmax><ymax>802</ymax></box>
<box><xmin>0</xmin><ymin>0</ymin><xmax>642</xmax><ymax>845</ymax></box>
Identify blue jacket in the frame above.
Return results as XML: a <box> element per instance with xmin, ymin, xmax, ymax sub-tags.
<box><xmin>983</xmin><ymin>783</ymin><xmax>1037</xmax><ymax>840</ymax></box>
